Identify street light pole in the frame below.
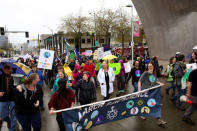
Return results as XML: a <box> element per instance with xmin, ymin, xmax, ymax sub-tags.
<box><xmin>126</xmin><ymin>4</ymin><xmax>134</xmax><ymax>65</ymax></box>
<box><xmin>89</xmin><ymin>12</ymin><xmax>97</xmax><ymax>47</ymax></box>
<box><xmin>43</xmin><ymin>25</ymin><xmax>54</xmax><ymax>49</ymax></box>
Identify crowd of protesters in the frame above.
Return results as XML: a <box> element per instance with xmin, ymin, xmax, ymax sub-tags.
<box><xmin>0</xmin><ymin>51</ymin><xmax>196</xmax><ymax>131</ymax></box>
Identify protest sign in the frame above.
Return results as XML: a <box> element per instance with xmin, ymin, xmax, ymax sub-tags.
<box><xmin>109</xmin><ymin>63</ymin><xmax>121</xmax><ymax>75</ymax></box>
<box><xmin>182</xmin><ymin>63</ymin><xmax>197</xmax><ymax>89</ymax></box>
<box><xmin>85</xmin><ymin>50</ymin><xmax>92</xmax><ymax>56</ymax></box>
<box><xmin>98</xmin><ymin>50</ymin><xmax>112</xmax><ymax>59</ymax></box>
<box><xmin>37</xmin><ymin>49</ymin><xmax>54</xmax><ymax>70</ymax></box>
<box><xmin>124</xmin><ymin>62</ymin><xmax>131</xmax><ymax>73</ymax></box>
<box><xmin>59</xmin><ymin>86</ymin><xmax>161</xmax><ymax>130</ymax></box>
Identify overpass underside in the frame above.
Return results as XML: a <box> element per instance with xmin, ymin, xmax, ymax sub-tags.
<box><xmin>133</xmin><ymin>0</ymin><xmax>197</xmax><ymax>59</ymax></box>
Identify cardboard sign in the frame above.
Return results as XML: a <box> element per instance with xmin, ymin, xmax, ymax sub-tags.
<box><xmin>85</xmin><ymin>50</ymin><xmax>92</xmax><ymax>56</ymax></box>
<box><xmin>37</xmin><ymin>49</ymin><xmax>54</xmax><ymax>70</ymax></box>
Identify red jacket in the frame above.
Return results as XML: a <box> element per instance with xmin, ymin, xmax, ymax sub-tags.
<box><xmin>82</xmin><ymin>63</ymin><xmax>95</xmax><ymax>77</ymax></box>
<box><xmin>48</xmin><ymin>89</ymin><xmax>75</xmax><ymax>115</ymax></box>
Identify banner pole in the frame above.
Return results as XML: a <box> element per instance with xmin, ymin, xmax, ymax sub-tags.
<box><xmin>54</xmin><ymin>85</ymin><xmax>161</xmax><ymax>113</ymax></box>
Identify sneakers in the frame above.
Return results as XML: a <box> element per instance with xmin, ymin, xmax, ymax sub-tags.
<box><xmin>182</xmin><ymin>117</ymin><xmax>196</xmax><ymax>125</ymax></box>
<box><xmin>157</xmin><ymin>119</ymin><xmax>167</xmax><ymax>126</ymax></box>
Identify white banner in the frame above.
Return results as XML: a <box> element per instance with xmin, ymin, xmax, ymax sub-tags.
<box><xmin>37</xmin><ymin>49</ymin><xmax>54</xmax><ymax>70</ymax></box>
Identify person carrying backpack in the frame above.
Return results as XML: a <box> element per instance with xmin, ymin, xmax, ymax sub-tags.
<box><xmin>171</xmin><ymin>55</ymin><xmax>186</xmax><ymax>110</ymax></box>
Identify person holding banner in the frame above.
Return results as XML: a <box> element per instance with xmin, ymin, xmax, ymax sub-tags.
<box><xmin>126</xmin><ymin>60</ymin><xmax>143</xmax><ymax>92</ymax></box>
<box><xmin>48</xmin><ymin>78</ymin><xmax>75</xmax><ymax>131</ymax></box>
<box><xmin>97</xmin><ymin>61</ymin><xmax>115</xmax><ymax>100</ymax></box>
<box><xmin>14</xmin><ymin>73</ymin><xmax>43</xmax><ymax>131</ymax></box>
<box><xmin>138</xmin><ymin>62</ymin><xmax>166</xmax><ymax>126</ymax></box>
<box><xmin>183</xmin><ymin>68</ymin><xmax>197</xmax><ymax>125</ymax></box>
<box><xmin>73</xmin><ymin>71</ymin><xmax>96</xmax><ymax>105</ymax></box>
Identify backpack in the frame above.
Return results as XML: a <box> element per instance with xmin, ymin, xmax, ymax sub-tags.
<box><xmin>173</xmin><ymin>62</ymin><xmax>184</xmax><ymax>78</ymax></box>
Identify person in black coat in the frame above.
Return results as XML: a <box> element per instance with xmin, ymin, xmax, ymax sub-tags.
<box><xmin>73</xmin><ymin>71</ymin><xmax>96</xmax><ymax>105</ymax></box>
<box><xmin>14</xmin><ymin>73</ymin><xmax>43</xmax><ymax>131</ymax></box>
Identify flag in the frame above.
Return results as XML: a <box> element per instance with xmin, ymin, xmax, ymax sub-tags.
<box><xmin>65</xmin><ymin>38</ymin><xmax>68</xmax><ymax>56</ymax></box>
<box><xmin>134</xmin><ymin>21</ymin><xmax>140</xmax><ymax>37</ymax></box>
<box><xmin>74</xmin><ymin>48</ymin><xmax>82</xmax><ymax>61</ymax></box>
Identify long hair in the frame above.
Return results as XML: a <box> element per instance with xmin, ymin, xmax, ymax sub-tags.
<box><xmin>57</xmin><ymin>78</ymin><xmax>69</xmax><ymax>98</ymax></box>
<box><xmin>169</xmin><ymin>57</ymin><xmax>175</xmax><ymax>65</ymax></box>
<box><xmin>24</xmin><ymin>73</ymin><xmax>38</xmax><ymax>85</ymax></box>
<box><xmin>147</xmin><ymin>61</ymin><xmax>157</xmax><ymax>76</ymax></box>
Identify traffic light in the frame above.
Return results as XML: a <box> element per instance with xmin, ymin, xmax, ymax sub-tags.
<box><xmin>25</xmin><ymin>32</ymin><xmax>29</xmax><ymax>38</ymax></box>
<box><xmin>27</xmin><ymin>40</ymin><xmax>29</xmax><ymax>43</ymax></box>
<box><xmin>0</xmin><ymin>27</ymin><xmax>5</xmax><ymax>35</ymax></box>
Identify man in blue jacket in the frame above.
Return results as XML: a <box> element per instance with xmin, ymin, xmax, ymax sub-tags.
<box><xmin>27</xmin><ymin>64</ymin><xmax>45</xmax><ymax>110</ymax></box>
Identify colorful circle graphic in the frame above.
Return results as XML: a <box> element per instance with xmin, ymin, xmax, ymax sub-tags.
<box><xmin>85</xmin><ymin>121</ymin><xmax>93</xmax><ymax>130</ymax></box>
<box><xmin>135</xmin><ymin>70</ymin><xmax>141</xmax><ymax>77</ymax></box>
<box><xmin>84</xmin><ymin>119</ymin><xmax>88</xmax><ymax>126</ymax></box>
<box><xmin>149</xmin><ymin>75</ymin><xmax>156</xmax><ymax>83</ymax></box>
<box><xmin>121</xmin><ymin>111</ymin><xmax>127</xmax><ymax>116</ymax></box>
<box><xmin>137</xmin><ymin>100</ymin><xmax>144</xmax><ymax>106</ymax></box>
<box><xmin>147</xmin><ymin>98</ymin><xmax>156</xmax><ymax>107</ymax></box>
<box><xmin>91</xmin><ymin>110</ymin><xmax>99</xmax><ymax>120</ymax></box>
<box><xmin>130</xmin><ymin>107</ymin><xmax>139</xmax><ymax>115</ymax></box>
<box><xmin>141</xmin><ymin>106</ymin><xmax>150</xmax><ymax>114</ymax></box>
<box><xmin>94</xmin><ymin>115</ymin><xmax>103</xmax><ymax>124</ymax></box>
<box><xmin>126</xmin><ymin>100</ymin><xmax>134</xmax><ymax>109</ymax></box>
<box><xmin>43</xmin><ymin>51</ymin><xmax>51</xmax><ymax>58</ymax></box>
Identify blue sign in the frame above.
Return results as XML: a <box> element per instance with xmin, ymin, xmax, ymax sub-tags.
<box><xmin>62</xmin><ymin>87</ymin><xmax>161</xmax><ymax>130</ymax></box>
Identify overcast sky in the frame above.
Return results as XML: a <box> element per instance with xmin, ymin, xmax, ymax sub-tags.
<box><xmin>0</xmin><ymin>0</ymin><xmax>136</xmax><ymax>44</ymax></box>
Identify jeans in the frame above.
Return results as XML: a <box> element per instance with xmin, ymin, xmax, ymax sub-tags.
<box><xmin>16</xmin><ymin>111</ymin><xmax>41</xmax><ymax>131</ymax></box>
<box><xmin>133</xmin><ymin>82</ymin><xmax>138</xmax><ymax>92</ymax></box>
<box><xmin>65</xmin><ymin>124</ymin><xmax>73</xmax><ymax>131</ymax></box>
<box><xmin>117</xmin><ymin>76</ymin><xmax>125</xmax><ymax>91</ymax></box>
<box><xmin>184</xmin><ymin>96</ymin><xmax>197</xmax><ymax>118</ymax></box>
<box><xmin>167</xmin><ymin>81</ymin><xmax>176</xmax><ymax>95</ymax></box>
<box><xmin>0</xmin><ymin>101</ymin><xmax>16</xmax><ymax>131</ymax></box>
<box><xmin>172</xmin><ymin>85</ymin><xmax>185</xmax><ymax>108</ymax></box>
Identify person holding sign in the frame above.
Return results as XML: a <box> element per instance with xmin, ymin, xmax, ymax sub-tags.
<box><xmin>98</xmin><ymin>61</ymin><xmax>115</xmax><ymax>100</ymax></box>
<box><xmin>138</xmin><ymin>62</ymin><xmax>166</xmax><ymax>126</ymax></box>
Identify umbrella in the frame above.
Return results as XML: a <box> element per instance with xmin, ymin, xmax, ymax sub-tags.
<box><xmin>0</xmin><ymin>59</ymin><xmax>31</xmax><ymax>76</ymax></box>
<box><xmin>102</xmin><ymin>55</ymin><xmax>117</xmax><ymax>60</ymax></box>
<box><xmin>193</xmin><ymin>45</ymin><xmax>197</xmax><ymax>50</ymax></box>
<box><xmin>0</xmin><ymin>58</ymin><xmax>17</xmax><ymax>63</ymax></box>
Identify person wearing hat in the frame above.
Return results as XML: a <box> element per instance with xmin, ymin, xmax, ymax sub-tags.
<box><xmin>73</xmin><ymin>71</ymin><xmax>96</xmax><ymax>105</ymax></box>
<box><xmin>27</xmin><ymin>64</ymin><xmax>46</xmax><ymax>111</ymax></box>
<box><xmin>0</xmin><ymin>64</ymin><xmax>17</xmax><ymax>130</ymax></box>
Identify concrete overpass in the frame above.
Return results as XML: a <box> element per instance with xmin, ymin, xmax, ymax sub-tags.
<box><xmin>132</xmin><ymin>0</ymin><xmax>197</xmax><ymax>59</ymax></box>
